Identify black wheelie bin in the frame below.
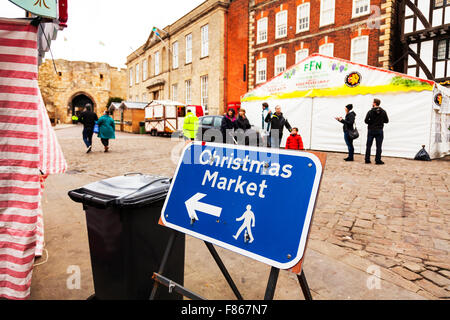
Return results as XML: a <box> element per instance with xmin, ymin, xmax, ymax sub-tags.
<box><xmin>68</xmin><ymin>173</ymin><xmax>184</xmax><ymax>300</ymax></box>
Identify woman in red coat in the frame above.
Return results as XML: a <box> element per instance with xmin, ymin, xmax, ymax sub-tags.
<box><xmin>285</xmin><ymin>127</ymin><xmax>304</xmax><ymax>150</ymax></box>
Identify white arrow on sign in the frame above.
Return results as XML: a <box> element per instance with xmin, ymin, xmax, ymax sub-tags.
<box><xmin>185</xmin><ymin>193</ymin><xmax>222</xmax><ymax>222</ymax></box>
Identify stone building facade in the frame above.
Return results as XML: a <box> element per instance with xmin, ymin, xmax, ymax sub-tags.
<box><xmin>127</xmin><ymin>0</ymin><xmax>231</xmax><ymax>116</ymax></box>
<box><xmin>247</xmin><ymin>0</ymin><xmax>397</xmax><ymax>90</ymax></box>
<box><xmin>38</xmin><ymin>59</ymin><xmax>127</xmax><ymax>124</ymax></box>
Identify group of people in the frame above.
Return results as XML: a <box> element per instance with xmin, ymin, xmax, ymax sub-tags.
<box><xmin>78</xmin><ymin>98</ymin><xmax>389</xmax><ymax>163</ymax></box>
<box><xmin>219</xmin><ymin>104</ymin><xmax>304</xmax><ymax>151</ymax></box>
<box><xmin>79</xmin><ymin>104</ymin><xmax>116</xmax><ymax>153</ymax></box>
<box><xmin>335</xmin><ymin>98</ymin><xmax>389</xmax><ymax>164</ymax></box>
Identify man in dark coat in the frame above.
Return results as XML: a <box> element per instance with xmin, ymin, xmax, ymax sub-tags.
<box><xmin>364</xmin><ymin>98</ymin><xmax>389</xmax><ymax>165</ymax></box>
<box><xmin>265</xmin><ymin>106</ymin><xmax>292</xmax><ymax>148</ymax></box>
<box><xmin>336</xmin><ymin>104</ymin><xmax>356</xmax><ymax>161</ymax></box>
<box><xmin>79</xmin><ymin>103</ymin><xmax>98</xmax><ymax>153</ymax></box>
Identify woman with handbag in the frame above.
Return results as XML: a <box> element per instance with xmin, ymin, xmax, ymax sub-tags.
<box><xmin>335</xmin><ymin>104</ymin><xmax>357</xmax><ymax>162</ymax></box>
<box><xmin>97</xmin><ymin>110</ymin><xmax>116</xmax><ymax>153</ymax></box>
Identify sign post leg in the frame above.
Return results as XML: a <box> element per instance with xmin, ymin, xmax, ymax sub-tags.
<box><xmin>204</xmin><ymin>242</ymin><xmax>244</xmax><ymax>300</ymax></box>
<box><xmin>149</xmin><ymin>231</ymin><xmax>177</xmax><ymax>300</ymax></box>
<box><xmin>263</xmin><ymin>267</ymin><xmax>280</xmax><ymax>300</ymax></box>
<box><xmin>297</xmin><ymin>271</ymin><xmax>313</xmax><ymax>300</ymax></box>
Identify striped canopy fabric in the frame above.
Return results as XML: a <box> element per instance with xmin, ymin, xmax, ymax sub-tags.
<box><xmin>0</xmin><ymin>18</ymin><xmax>66</xmax><ymax>300</ymax></box>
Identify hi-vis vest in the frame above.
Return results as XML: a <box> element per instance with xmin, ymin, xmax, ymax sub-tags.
<box><xmin>183</xmin><ymin>112</ymin><xmax>199</xmax><ymax>139</ymax></box>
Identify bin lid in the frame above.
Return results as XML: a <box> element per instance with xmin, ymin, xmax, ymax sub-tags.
<box><xmin>69</xmin><ymin>174</ymin><xmax>171</xmax><ymax>208</ymax></box>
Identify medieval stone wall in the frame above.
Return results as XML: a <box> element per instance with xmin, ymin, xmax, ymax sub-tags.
<box><xmin>38</xmin><ymin>59</ymin><xmax>127</xmax><ymax>124</ymax></box>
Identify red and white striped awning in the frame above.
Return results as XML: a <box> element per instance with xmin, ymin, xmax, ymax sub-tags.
<box><xmin>0</xmin><ymin>18</ymin><xmax>66</xmax><ymax>300</ymax></box>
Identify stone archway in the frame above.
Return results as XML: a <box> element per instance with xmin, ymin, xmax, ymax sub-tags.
<box><xmin>68</xmin><ymin>92</ymin><xmax>96</xmax><ymax>119</ymax></box>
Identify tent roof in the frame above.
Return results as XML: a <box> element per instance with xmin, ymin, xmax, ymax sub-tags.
<box><xmin>242</xmin><ymin>54</ymin><xmax>435</xmax><ymax>102</ymax></box>
<box><xmin>146</xmin><ymin>100</ymin><xmax>186</xmax><ymax>107</ymax></box>
<box><xmin>119</xmin><ymin>101</ymin><xmax>148</xmax><ymax>110</ymax></box>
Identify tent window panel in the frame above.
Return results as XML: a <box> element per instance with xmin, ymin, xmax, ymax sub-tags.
<box><xmin>320</xmin><ymin>0</ymin><xmax>335</xmax><ymax>27</ymax></box>
<box><xmin>319</xmin><ymin>43</ymin><xmax>334</xmax><ymax>57</ymax></box>
<box><xmin>276</xmin><ymin>10</ymin><xmax>288</xmax><ymax>39</ymax></box>
<box><xmin>295</xmin><ymin>49</ymin><xmax>309</xmax><ymax>64</ymax></box>
<box><xmin>256</xmin><ymin>58</ymin><xmax>267</xmax><ymax>84</ymax></box>
<box><xmin>297</xmin><ymin>3</ymin><xmax>310</xmax><ymax>33</ymax></box>
<box><xmin>351</xmin><ymin>36</ymin><xmax>369</xmax><ymax>65</ymax></box>
<box><xmin>257</xmin><ymin>18</ymin><xmax>268</xmax><ymax>44</ymax></box>
<box><xmin>434</xmin><ymin>113</ymin><xmax>442</xmax><ymax>143</ymax></box>
<box><xmin>275</xmin><ymin>54</ymin><xmax>286</xmax><ymax>75</ymax></box>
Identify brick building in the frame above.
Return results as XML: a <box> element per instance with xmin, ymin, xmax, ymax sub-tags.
<box><xmin>247</xmin><ymin>0</ymin><xmax>397</xmax><ymax>90</ymax></box>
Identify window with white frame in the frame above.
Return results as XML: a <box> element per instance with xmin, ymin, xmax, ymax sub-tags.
<box><xmin>295</xmin><ymin>49</ymin><xmax>309</xmax><ymax>63</ymax></box>
<box><xmin>201</xmin><ymin>24</ymin><xmax>209</xmax><ymax>58</ymax></box>
<box><xmin>143</xmin><ymin>93</ymin><xmax>147</xmax><ymax>102</ymax></box>
<box><xmin>353</xmin><ymin>0</ymin><xmax>370</xmax><ymax>17</ymax></box>
<box><xmin>154</xmin><ymin>51</ymin><xmax>160</xmax><ymax>75</ymax></box>
<box><xmin>320</xmin><ymin>0</ymin><xmax>335</xmax><ymax>27</ymax></box>
<box><xmin>275</xmin><ymin>54</ymin><xmax>286</xmax><ymax>75</ymax></box>
<box><xmin>172</xmin><ymin>42</ymin><xmax>179</xmax><ymax>69</ymax></box>
<box><xmin>351</xmin><ymin>36</ymin><xmax>369</xmax><ymax>64</ymax></box>
<box><xmin>143</xmin><ymin>59</ymin><xmax>148</xmax><ymax>80</ymax></box>
<box><xmin>319</xmin><ymin>43</ymin><xmax>334</xmax><ymax>57</ymax></box>
<box><xmin>256</xmin><ymin>58</ymin><xmax>267</xmax><ymax>84</ymax></box>
<box><xmin>297</xmin><ymin>3</ymin><xmax>310</xmax><ymax>33</ymax></box>
<box><xmin>135</xmin><ymin>63</ymin><xmax>140</xmax><ymax>84</ymax></box>
<box><xmin>129</xmin><ymin>67</ymin><xmax>133</xmax><ymax>87</ymax></box>
<box><xmin>185</xmin><ymin>80</ymin><xmax>192</xmax><ymax>105</ymax></box>
<box><xmin>172</xmin><ymin>84</ymin><xmax>178</xmax><ymax>101</ymax></box>
<box><xmin>186</xmin><ymin>34</ymin><xmax>192</xmax><ymax>64</ymax></box>
<box><xmin>275</xmin><ymin>10</ymin><xmax>288</xmax><ymax>39</ymax></box>
<box><xmin>201</xmin><ymin>75</ymin><xmax>208</xmax><ymax>111</ymax></box>
<box><xmin>257</xmin><ymin>18</ymin><xmax>268</xmax><ymax>44</ymax></box>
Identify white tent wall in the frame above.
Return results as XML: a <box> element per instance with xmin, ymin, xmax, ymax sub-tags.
<box><xmin>244</xmin><ymin>98</ymin><xmax>313</xmax><ymax>149</ymax></box>
<box><xmin>430</xmin><ymin>84</ymin><xmax>450</xmax><ymax>158</ymax></box>
<box><xmin>314</xmin><ymin>91</ymin><xmax>434</xmax><ymax>159</ymax></box>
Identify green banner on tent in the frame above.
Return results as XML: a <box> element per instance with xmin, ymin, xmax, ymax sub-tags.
<box><xmin>8</xmin><ymin>0</ymin><xmax>58</xmax><ymax>19</ymax></box>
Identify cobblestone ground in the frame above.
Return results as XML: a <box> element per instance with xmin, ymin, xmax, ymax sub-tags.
<box><xmin>56</xmin><ymin>126</ymin><xmax>449</xmax><ymax>299</ymax></box>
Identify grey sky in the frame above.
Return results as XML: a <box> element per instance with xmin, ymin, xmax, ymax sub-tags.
<box><xmin>2</xmin><ymin>0</ymin><xmax>206</xmax><ymax>68</ymax></box>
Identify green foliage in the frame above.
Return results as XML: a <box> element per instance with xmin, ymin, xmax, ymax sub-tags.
<box><xmin>390</xmin><ymin>76</ymin><xmax>430</xmax><ymax>87</ymax></box>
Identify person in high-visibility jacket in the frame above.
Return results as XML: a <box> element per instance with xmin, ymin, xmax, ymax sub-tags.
<box><xmin>183</xmin><ymin>110</ymin><xmax>199</xmax><ymax>143</ymax></box>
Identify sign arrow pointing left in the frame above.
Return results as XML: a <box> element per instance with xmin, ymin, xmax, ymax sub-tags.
<box><xmin>185</xmin><ymin>193</ymin><xmax>222</xmax><ymax>222</ymax></box>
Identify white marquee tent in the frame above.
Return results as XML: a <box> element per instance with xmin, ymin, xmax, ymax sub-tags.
<box><xmin>241</xmin><ymin>54</ymin><xmax>450</xmax><ymax>159</ymax></box>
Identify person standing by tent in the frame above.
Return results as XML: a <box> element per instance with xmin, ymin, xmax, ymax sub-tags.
<box><xmin>364</xmin><ymin>99</ymin><xmax>389</xmax><ymax>165</ymax></box>
<box><xmin>79</xmin><ymin>103</ymin><xmax>98</xmax><ymax>153</ymax></box>
<box><xmin>261</xmin><ymin>102</ymin><xmax>271</xmax><ymax>147</ymax></box>
<box><xmin>336</xmin><ymin>104</ymin><xmax>356</xmax><ymax>162</ymax></box>
<box><xmin>265</xmin><ymin>105</ymin><xmax>292</xmax><ymax>148</ymax></box>
<box><xmin>237</xmin><ymin>108</ymin><xmax>251</xmax><ymax>131</ymax></box>
<box><xmin>183</xmin><ymin>109</ymin><xmax>199</xmax><ymax>144</ymax></box>
<box><xmin>221</xmin><ymin>108</ymin><xmax>238</xmax><ymax>144</ymax></box>
<box><xmin>97</xmin><ymin>110</ymin><xmax>116</xmax><ymax>153</ymax></box>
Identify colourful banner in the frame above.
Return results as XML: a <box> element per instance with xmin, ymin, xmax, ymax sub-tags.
<box><xmin>242</xmin><ymin>55</ymin><xmax>434</xmax><ymax>102</ymax></box>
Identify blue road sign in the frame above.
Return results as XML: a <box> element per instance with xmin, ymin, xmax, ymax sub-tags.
<box><xmin>161</xmin><ymin>142</ymin><xmax>323</xmax><ymax>270</ymax></box>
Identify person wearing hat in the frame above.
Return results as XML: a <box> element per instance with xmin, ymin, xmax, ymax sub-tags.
<box><xmin>335</xmin><ymin>104</ymin><xmax>356</xmax><ymax>161</ymax></box>
<box><xmin>79</xmin><ymin>103</ymin><xmax>98</xmax><ymax>153</ymax></box>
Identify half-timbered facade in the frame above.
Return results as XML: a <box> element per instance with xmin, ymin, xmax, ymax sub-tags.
<box><xmin>399</xmin><ymin>0</ymin><xmax>450</xmax><ymax>85</ymax></box>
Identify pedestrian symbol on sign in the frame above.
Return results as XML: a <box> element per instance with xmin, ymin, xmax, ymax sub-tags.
<box><xmin>233</xmin><ymin>205</ymin><xmax>256</xmax><ymax>243</ymax></box>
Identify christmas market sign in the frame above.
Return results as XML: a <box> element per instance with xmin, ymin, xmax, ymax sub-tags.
<box><xmin>9</xmin><ymin>0</ymin><xmax>57</xmax><ymax>19</ymax></box>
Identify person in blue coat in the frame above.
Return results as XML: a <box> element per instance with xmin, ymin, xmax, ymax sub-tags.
<box><xmin>97</xmin><ymin>110</ymin><xmax>116</xmax><ymax>152</ymax></box>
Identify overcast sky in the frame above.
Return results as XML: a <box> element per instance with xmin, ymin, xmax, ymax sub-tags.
<box><xmin>2</xmin><ymin>0</ymin><xmax>206</xmax><ymax>68</ymax></box>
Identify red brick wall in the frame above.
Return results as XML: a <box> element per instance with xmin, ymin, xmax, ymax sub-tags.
<box><xmin>250</xmin><ymin>0</ymin><xmax>384</xmax><ymax>84</ymax></box>
<box><xmin>226</xmin><ymin>0</ymin><xmax>249</xmax><ymax>108</ymax></box>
